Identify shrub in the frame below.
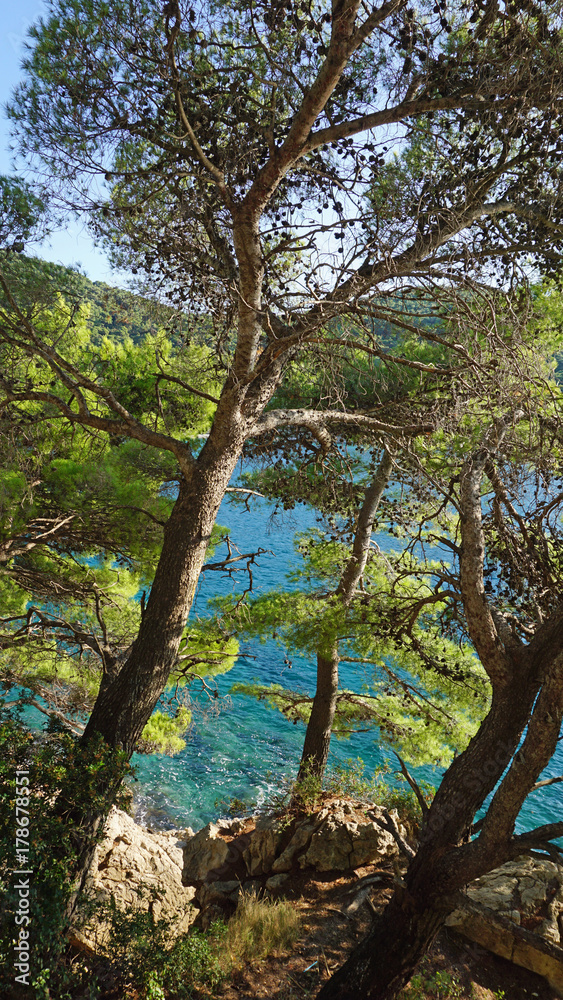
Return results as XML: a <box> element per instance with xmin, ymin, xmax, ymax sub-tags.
<box><xmin>99</xmin><ymin>889</ymin><xmax>301</xmax><ymax>998</ymax></box>
<box><xmin>400</xmin><ymin>969</ymin><xmax>465</xmax><ymax>999</ymax></box>
<box><xmin>103</xmin><ymin>898</ymin><xmax>227</xmax><ymax>999</ymax></box>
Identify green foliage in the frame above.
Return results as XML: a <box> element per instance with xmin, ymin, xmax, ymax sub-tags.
<box><xmin>531</xmin><ymin>281</ymin><xmax>563</xmax><ymax>376</ymax></box>
<box><xmin>0</xmin><ymin>176</ymin><xmax>46</xmax><ymax>252</ymax></box>
<box><xmin>102</xmin><ymin>897</ymin><xmax>227</xmax><ymax>999</ymax></box>
<box><xmin>144</xmin><ymin>970</ymin><xmax>166</xmax><ymax>1000</ymax></box>
<box><xmin>400</xmin><ymin>970</ymin><xmax>465</xmax><ymax>1000</ymax></box>
<box><xmin>287</xmin><ymin>759</ymin><xmax>324</xmax><ymax>813</ymax></box>
<box><xmin>263</xmin><ymin>307</ymin><xmax>444</xmax><ymax>417</ymax></box>
<box><xmin>139</xmin><ymin>706</ymin><xmax>192</xmax><ymax>755</ymax></box>
<box><xmin>11</xmin><ymin>0</ymin><xmax>563</xmax><ymax>312</ymax></box>
<box><xmin>73</xmin><ymin>278</ymin><xmax>180</xmax><ymax>348</ymax></box>
<box><xmin>0</xmin><ymin>253</ymin><xmax>221</xmax><ymax>445</ymax></box>
<box><xmin>325</xmin><ymin>757</ymin><xmax>435</xmax><ymax>821</ymax></box>
<box><xmin>93</xmin><ymin>334</ymin><xmax>220</xmax><ymax>435</ymax></box>
<box><xmin>273</xmin><ymin>757</ymin><xmax>433</xmax><ymax>836</ymax></box>
<box><xmin>226</xmin><ymin>525</ymin><xmax>488</xmax><ymax>769</ymax></box>
<box><xmin>215</xmin><ymin>793</ymin><xmax>256</xmax><ymax>817</ymax></box>
<box><xmin>0</xmin><ymin>253</ymin><xmax>237</xmax><ymax>741</ymax></box>
<box><xmin>0</xmin><ymin>248</ymin><xmax>192</xmax><ymax>348</ymax></box>
<box><xmin>175</xmin><ymin>620</ymin><xmax>240</xmax><ymax>680</ymax></box>
<box><xmin>325</xmin><ymin>757</ymin><xmax>382</xmax><ymax>802</ymax></box>
<box><xmin>94</xmin><ymin>887</ymin><xmax>300</xmax><ymax>998</ymax></box>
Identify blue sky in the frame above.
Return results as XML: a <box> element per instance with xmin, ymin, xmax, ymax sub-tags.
<box><xmin>1</xmin><ymin>0</ymin><xmax>124</xmax><ymax>285</ymax></box>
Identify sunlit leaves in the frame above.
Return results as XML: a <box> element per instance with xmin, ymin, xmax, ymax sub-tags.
<box><xmin>138</xmin><ymin>706</ymin><xmax>192</xmax><ymax>755</ymax></box>
<box><xmin>0</xmin><ymin>256</ymin><xmax>234</xmax><ymax>740</ymax></box>
<box><xmin>218</xmin><ymin>526</ymin><xmax>488</xmax><ymax>767</ymax></box>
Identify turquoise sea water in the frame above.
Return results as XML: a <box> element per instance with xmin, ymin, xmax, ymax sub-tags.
<box><xmin>132</xmin><ymin>486</ymin><xmax>563</xmax><ymax>837</ymax></box>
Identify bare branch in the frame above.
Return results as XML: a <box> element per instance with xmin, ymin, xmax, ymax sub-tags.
<box><xmin>252</xmin><ymin>408</ymin><xmax>434</xmax><ymax>440</ymax></box>
<box><xmin>530</xmin><ymin>774</ymin><xmax>563</xmax><ymax>792</ymax></box>
<box><xmin>155</xmin><ymin>352</ymin><xmax>220</xmax><ymax>405</ymax></box>
<box><xmin>392</xmin><ymin>752</ymin><xmax>429</xmax><ymax>817</ymax></box>
<box><xmin>202</xmin><ymin>547</ymin><xmax>269</xmax><ymax>573</ymax></box>
<box><xmin>368</xmin><ymin>806</ymin><xmax>415</xmax><ymax>859</ymax></box>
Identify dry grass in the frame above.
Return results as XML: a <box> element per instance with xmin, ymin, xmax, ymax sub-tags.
<box><xmin>220</xmin><ymin>891</ymin><xmax>302</xmax><ymax>968</ymax></box>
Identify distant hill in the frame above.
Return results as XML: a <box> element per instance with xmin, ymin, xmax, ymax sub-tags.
<box><xmin>56</xmin><ymin>265</ymin><xmax>184</xmax><ymax>344</ymax></box>
<box><xmin>77</xmin><ymin>275</ymin><xmax>179</xmax><ymax>345</ymax></box>
<box><xmin>2</xmin><ymin>252</ymin><xmax>181</xmax><ymax>345</ymax></box>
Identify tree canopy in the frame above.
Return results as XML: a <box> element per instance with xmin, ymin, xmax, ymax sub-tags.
<box><xmin>0</xmin><ymin>252</ymin><xmax>237</xmax><ymax>753</ymax></box>
<box><xmin>9</xmin><ymin>0</ymin><xmax>563</xmax><ymax>318</ymax></box>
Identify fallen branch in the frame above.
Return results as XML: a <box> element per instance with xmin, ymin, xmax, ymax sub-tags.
<box><xmin>368</xmin><ymin>807</ymin><xmax>415</xmax><ymax>860</ymax></box>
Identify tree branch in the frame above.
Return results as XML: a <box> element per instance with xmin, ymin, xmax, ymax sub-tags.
<box><xmin>531</xmin><ymin>774</ymin><xmax>563</xmax><ymax>792</ymax></box>
<box><xmin>509</xmin><ymin>821</ymin><xmax>563</xmax><ymax>851</ymax></box>
<box><xmin>163</xmin><ymin>1</ymin><xmax>232</xmax><ymax>203</ymax></box>
<box><xmin>252</xmin><ymin>407</ymin><xmax>433</xmax><ymax>440</ymax></box>
<box><xmin>337</xmin><ymin>449</ymin><xmax>393</xmax><ymax>601</ymax></box>
<box><xmin>368</xmin><ymin>806</ymin><xmax>415</xmax><ymax>859</ymax></box>
<box><xmin>458</xmin><ymin>418</ymin><xmax>524</xmax><ymax>686</ymax></box>
<box><xmin>392</xmin><ymin>752</ymin><xmax>429</xmax><ymax>817</ymax></box>
<box><xmin>244</xmin><ymin>0</ymin><xmax>405</xmax><ymax>212</ymax></box>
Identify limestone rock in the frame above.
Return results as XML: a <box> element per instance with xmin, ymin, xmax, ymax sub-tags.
<box><xmin>271</xmin><ymin>819</ymin><xmax>317</xmax><ymax>873</ymax></box>
<box><xmin>243</xmin><ymin>799</ymin><xmax>403</xmax><ymax>876</ymax></box>
<box><xmin>266</xmin><ymin>873</ymin><xmax>290</xmax><ymax>891</ymax></box>
<box><xmin>186</xmin><ymin>798</ymin><xmax>405</xmax><ymax>927</ymax></box>
<box><xmin>71</xmin><ymin>808</ymin><xmax>196</xmax><ymax>953</ymax></box>
<box><xmin>300</xmin><ymin>802</ymin><xmax>400</xmax><ymax>872</ymax></box>
<box><xmin>512</xmin><ymin>935</ymin><xmax>563</xmax><ymax>994</ymax></box>
<box><xmin>446</xmin><ymin>856</ymin><xmax>563</xmax><ymax>993</ymax></box>
<box><xmin>182</xmin><ymin>822</ymin><xmax>231</xmax><ymax>883</ymax></box>
<box><xmin>197</xmin><ymin>879</ymin><xmax>242</xmax><ymax>909</ymax></box>
<box><xmin>242</xmin><ymin>816</ymin><xmax>284</xmax><ymax>876</ymax></box>
<box><xmin>448</xmin><ymin>856</ymin><xmax>563</xmax><ymax>946</ymax></box>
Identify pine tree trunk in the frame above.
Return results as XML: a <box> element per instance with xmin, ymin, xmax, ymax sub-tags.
<box><xmin>296</xmin><ymin>451</ymin><xmax>392</xmax><ymax>782</ymax></box>
<box><xmin>57</xmin><ymin>418</ymin><xmax>250</xmax><ymax>899</ymax></box>
<box><xmin>316</xmin><ymin>434</ymin><xmax>563</xmax><ymax>999</ymax></box>
<box><xmin>317</xmin><ymin>889</ymin><xmax>446</xmax><ymax>1000</ymax></box>
<box><xmin>82</xmin><ymin>477</ymin><xmax>215</xmax><ymax>753</ymax></box>
<box><xmin>296</xmin><ymin>646</ymin><xmax>339</xmax><ymax>783</ymax></box>
<box><xmin>83</xmin><ymin>411</ymin><xmax>248</xmax><ymax>754</ymax></box>
<box><xmin>317</xmin><ymin>678</ymin><xmax>546</xmax><ymax>998</ymax></box>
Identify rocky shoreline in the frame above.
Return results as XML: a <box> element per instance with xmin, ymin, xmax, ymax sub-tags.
<box><xmin>71</xmin><ymin>802</ymin><xmax>563</xmax><ymax>994</ymax></box>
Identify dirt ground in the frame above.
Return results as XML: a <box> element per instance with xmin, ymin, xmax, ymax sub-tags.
<box><xmin>217</xmin><ymin>862</ymin><xmax>562</xmax><ymax>1000</ymax></box>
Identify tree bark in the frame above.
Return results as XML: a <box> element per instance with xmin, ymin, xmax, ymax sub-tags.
<box><xmin>297</xmin><ymin>647</ymin><xmax>340</xmax><ymax>783</ymax></box>
<box><xmin>315</xmin><ymin>682</ymin><xmax>547</xmax><ymax>999</ymax></box>
<box><xmin>83</xmin><ymin>444</ymin><xmax>242</xmax><ymax>753</ymax></box>
<box><xmin>296</xmin><ymin>450</ymin><xmax>392</xmax><ymax>782</ymax></box>
<box><xmin>54</xmin><ymin>423</ymin><xmax>250</xmax><ymax>907</ymax></box>
<box><xmin>317</xmin><ymin>890</ymin><xmax>446</xmax><ymax>1000</ymax></box>
<box><xmin>52</xmin><ymin>202</ymin><xmax>293</xmax><ymax>894</ymax></box>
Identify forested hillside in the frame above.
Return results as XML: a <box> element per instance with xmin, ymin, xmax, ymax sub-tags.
<box><xmin>4</xmin><ymin>253</ymin><xmax>176</xmax><ymax>345</ymax></box>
